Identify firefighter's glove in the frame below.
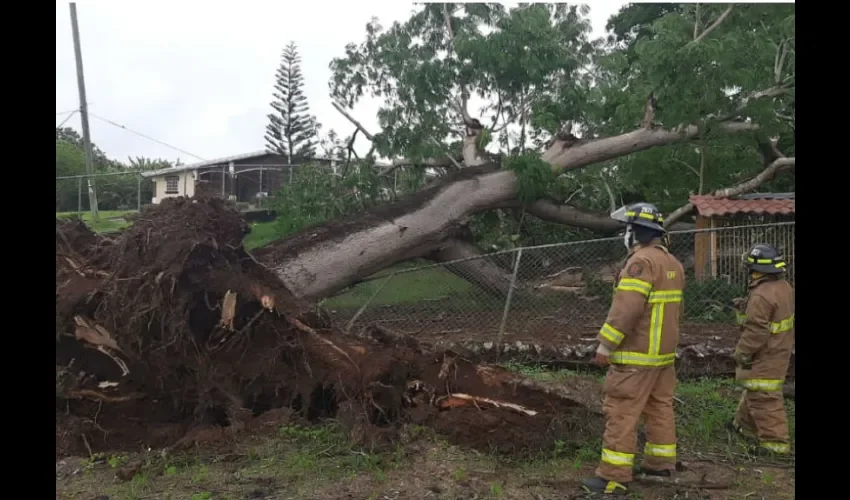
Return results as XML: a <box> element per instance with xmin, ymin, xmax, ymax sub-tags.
<box><xmin>732</xmin><ymin>350</ymin><xmax>753</xmax><ymax>370</ymax></box>
<box><xmin>592</xmin><ymin>352</ymin><xmax>610</xmax><ymax>367</ymax></box>
<box><xmin>592</xmin><ymin>344</ymin><xmax>611</xmax><ymax>367</ymax></box>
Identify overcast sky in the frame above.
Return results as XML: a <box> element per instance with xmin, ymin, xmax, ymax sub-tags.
<box><xmin>56</xmin><ymin>1</ymin><xmax>627</xmax><ymax>165</ymax></box>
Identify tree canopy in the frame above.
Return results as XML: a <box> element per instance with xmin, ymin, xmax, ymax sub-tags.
<box><xmin>269</xmin><ymin>2</ymin><xmax>794</xmax><ymax>250</ymax></box>
<box><xmin>55</xmin><ymin>126</ymin><xmax>178</xmax><ymax>212</ymax></box>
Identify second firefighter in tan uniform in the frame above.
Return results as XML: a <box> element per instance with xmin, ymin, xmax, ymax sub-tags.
<box><xmin>729</xmin><ymin>243</ymin><xmax>794</xmax><ymax>454</ymax></box>
<box><xmin>582</xmin><ymin>202</ymin><xmax>685</xmax><ymax>496</ymax></box>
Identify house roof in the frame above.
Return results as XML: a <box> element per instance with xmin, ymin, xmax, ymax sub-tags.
<box><xmin>141</xmin><ymin>151</ymin><xmax>272</xmax><ymax>178</ymax></box>
<box><xmin>142</xmin><ymin>150</ymin><xmax>399</xmax><ymax>179</ymax></box>
<box><xmin>689</xmin><ymin>193</ymin><xmax>795</xmax><ymax>217</ymax></box>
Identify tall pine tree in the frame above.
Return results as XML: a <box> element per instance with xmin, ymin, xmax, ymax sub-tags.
<box><xmin>265</xmin><ymin>41</ymin><xmax>318</xmax><ymax>162</ymax></box>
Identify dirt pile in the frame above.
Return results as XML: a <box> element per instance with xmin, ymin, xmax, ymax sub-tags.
<box><xmin>55</xmin><ymin>198</ymin><xmax>601</xmax><ymax>458</ymax></box>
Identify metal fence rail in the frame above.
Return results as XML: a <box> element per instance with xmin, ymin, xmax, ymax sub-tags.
<box><xmin>324</xmin><ymin>222</ymin><xmax>796</xmax><ymax>340</ymax></box>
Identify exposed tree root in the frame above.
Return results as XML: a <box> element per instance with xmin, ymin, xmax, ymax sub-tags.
<box><xmin>55</xmin><ymin>198</ymin><xmax>602</xmax><ymax>458</ymax></box>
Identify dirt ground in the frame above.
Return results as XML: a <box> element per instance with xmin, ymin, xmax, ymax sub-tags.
<box><xmin>56</xmin><ymin>373</ymin><xmax>795</xmax><ymax>500</ymax></box>
<box><xmin>56</xmin><ymin>445</ymin><xmax>795</xmax><ymax>500</ymax></box>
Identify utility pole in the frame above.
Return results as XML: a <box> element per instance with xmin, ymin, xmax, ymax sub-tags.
<box><xmin>69</xmin><ymin>2</ymin><xmax>99</xmax><ymax>221</ymax></box>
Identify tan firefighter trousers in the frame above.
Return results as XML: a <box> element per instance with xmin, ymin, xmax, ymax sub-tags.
<box><xmin>595</xmin><ymin>364</ymin><xmax>677</xmax><ymax>484</ymax></box>
<box><xmin>733</xmin><ymin>390</ymin><xmax>790</xmax><ymax>453</ymax></box>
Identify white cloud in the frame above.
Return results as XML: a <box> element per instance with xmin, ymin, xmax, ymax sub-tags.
<box><xmin>56</xmin><ymin>1</ymin><xmax>626</xmax><ymax>164</ymax></box>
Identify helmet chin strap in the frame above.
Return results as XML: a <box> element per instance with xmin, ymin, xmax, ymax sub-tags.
<box><xmin>623</xmin><ymin>225</ymin><xmax>635</xmax><ymax>250</ymax></box>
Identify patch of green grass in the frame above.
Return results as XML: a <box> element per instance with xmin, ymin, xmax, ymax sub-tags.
<box><xmin>56</xmin><ymin>210</ymin><xmax>136</xmax><ymax>232</ymax></box>
<box><xmin>274</xmin><ymin>423</ymin><xmax>404</xmax><ymax>482</ymax></box>
<box><xmin>501</xmin><ymin>363</ymin><xmax>603</xmax><ymax>383</ymax></box>
<box><xmin>322</xmin><ymin>266</ymin><xmax>493</xmax><ymax>310</ymax></box>
<box><xmin>502</xmin><ymin>365</ymin><xmax>795</xmax><ymax>457</ymax></box>
<box><xmin>58</xmin><ymin>415</ymin><xmax>795</xmax><ymax>500</ymax></box>
<box><xmin>60</xmin><ymin>423</ymin><xmax>405</xmax><ymax>499</ymax></box>
<box><xmin>453</xmin><ymin>467</ymin><xmax>468</xmax><ymax>481</ymax></box>
<box><xmin>243</xmin><ymin>220</ymin><xmax>281</xmax><ymax>250</ymax></box>
<box><xmin>674</xmin><ymin>377</ymin><xmax>740</xmax><ymax>448</ymax></box>
<box><xmin>488</xmin><ymin>481</ymin><xmax>504</xmax><ymax>497</ymax></box>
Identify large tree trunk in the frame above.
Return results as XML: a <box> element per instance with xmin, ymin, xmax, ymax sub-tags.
<box><xmin>256</xmin><ymin>91</ymin><xmax>793</xmax><ymax>301</ymax></box>
<box><xmin>254</xmin><ymin>127</ymin><xmax>763</xmax><ymax>300</ymax></box>
<box><xmin>430</xmin><ymin>238</ymin><xmax>515</xmax><ymax>298</ymax></box>
<box><xmin>253</xmin><ymin>164</ymin><xmax>518</xmax><ymax>300</ymax></box>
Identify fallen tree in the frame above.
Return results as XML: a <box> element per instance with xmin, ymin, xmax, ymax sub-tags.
<box><xmin>55</xmin><ymin>199</ymin><xmax>602</xmax><ymax>458</ymax></box>
<box><xmin>253</xmin><ymin>102</ymin><xmax>794</xmax><ymax>301</ymax></box>
<box><xmin>252</xmin><ymin>4</ymin><xmax>794</xmax><ymax>302</ymax></box>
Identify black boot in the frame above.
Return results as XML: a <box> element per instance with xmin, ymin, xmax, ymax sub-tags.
<box><xmin>581</xmin><ymin>477</ymin><xmax>629</xmax><ymax>495</ymax></box>
<box><xmin>750</xmin><ymin>442</ymin><xmax>791</xmax><ymax>457</ymax></box>
<box><xmin>726</xmin><ymin>419</ymin><xmax>742</xmax><ymax>435</ymax></box>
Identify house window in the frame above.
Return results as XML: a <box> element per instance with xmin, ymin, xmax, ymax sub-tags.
<box><xmin>165</xmin><ymin>175</ymin><xmax>179</xmax><ymax>194</ymax></box>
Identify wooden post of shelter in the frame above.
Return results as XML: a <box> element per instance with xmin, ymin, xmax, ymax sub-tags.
<box><xmin>693</xmin><ymin>215</ymin><xmax>711</xmax><ymax>282</ymax></box>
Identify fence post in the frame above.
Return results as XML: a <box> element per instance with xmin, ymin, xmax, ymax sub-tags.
<box><xmin>496</xmin><ymin>248</ymin><xmax>523</xmax><ymax>347</ymax></box>
<box><xmin>345</xmin><ymin>272</ymin><xmax>396</xmax><ymax>334</ymax></box>
<box><xmin>77</xmin><ymin>177</ymin><xmax>82</xmax><ymax>216</ymax></box>
<box><xmin>137</xmin><ymin>174</ymin><xmax>142</xmax><ymax>211</ymax></box>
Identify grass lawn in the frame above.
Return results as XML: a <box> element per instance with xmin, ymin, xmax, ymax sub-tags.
<box><xmin>244</xmin><ymin>220</ymin><xmax>481</xmax><ymax>311</ymax></box>
<box><xmin>323</xmin><ymin>264</ymin><xmax>480</xmax><ymax>310</ymax></box>
<box><xmin>56</xmin><ymin>210</ymin><xmax>136</xmax><ymax>233</ymax></box>
<box><xmin>243</xmin><ymin>220</ymin><xmax>282</xmax><ymax>250</ymax></box>
<box><xmin>56</xmin><ymin>368</ymin><xmax>795</xmax><ymax>500</ymax></box>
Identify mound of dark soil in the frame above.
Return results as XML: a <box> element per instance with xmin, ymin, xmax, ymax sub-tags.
<box><xmin>55</xmin><ymin>198</ymin><xmax>601</xmax><ymax>458</ymax></box>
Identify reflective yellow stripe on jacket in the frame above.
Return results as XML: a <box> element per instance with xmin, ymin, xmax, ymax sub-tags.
<box><xmin>616</xmin><ymin>278</ymin><xmax>652</xmax><ymax>296</ymax></box>
<box><xmin>735</xmin><ymin>314</ymin><xmax>794</xmax><ymax>333</ymax></box>
<box><xmin>609</xmin><ymin>279</ymin><xmax>682</xmax><ymax>367</ymax></box>
<box><xmin>769</xmin><ymin>314</ymin><xmax>794</xmax><ymax>333</ymax></box>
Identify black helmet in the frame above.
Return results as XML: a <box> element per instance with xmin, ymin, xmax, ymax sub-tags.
<box><xmin>611</xmin><ymin>202</ymin><xmax>666</xmax><ymax>233</ymax></box>
<box><xmin>742</xmin><ymin>243</ymin><xmax>786</xmax><ymax>274</ymax></box>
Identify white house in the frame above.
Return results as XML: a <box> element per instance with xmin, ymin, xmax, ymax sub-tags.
<box><xmin>141</xmin><ymin>151</ymin><xmax>337</xmax><ymax>204</ymax></box>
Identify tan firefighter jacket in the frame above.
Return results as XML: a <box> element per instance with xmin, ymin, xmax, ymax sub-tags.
<box><xmin>734</xmin><ymin>275</ymin><xmax>795</xmax><ymax>391</ymax></box>
<box><xmin>597</xmin><ymin>241</ymin><xmax>686</xmax><ymax>367</ymax></box>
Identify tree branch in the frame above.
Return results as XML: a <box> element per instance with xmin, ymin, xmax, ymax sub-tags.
<box><xmin>599</xmin><ymin>173</ymin><xmax>617</xmax><ymax>213</ymax></box>
<box><xmin>542</xmin><ymin>107</ymin><xmax>757</xmax><ymax>172</ymax></box>
<box><xmin>492</xmin><ymin>199</ymin><xmax>693</xmax><ymax>234</ymax></box>
<box><xmin>693</xmin><ymin>3</ymin><xmax>701</xmax><ymax>40</ymax></box>
<box><xmin>442</xmin><ymin>3</ymin><xmax>486</xmax><ymax>167</ymax></box>
<box><xmin>693</xmin><ymin>5</ymin><xmax>734</xmax><ymax>43</ymax></box>
<box><xmin>331</xmin><ymin>102</ymin><xmax>375</xmax><ymax>141</ymax></box>
<box><xmin>670</xmin><ymin>158</ymin><xmax>701</xmax><ymax>179</ymax></box>
<box><xmin>664</xmin><ymin>156</ymin><xmax>795</xmax><ymax>227</ymax></box>
<box><xmin>774</xmin><ymin>38</ymin><xmax>792</xmax><ymax>85</ymax></box>
<box><xmin>332</xmin><ymin>102</ymin><xmax>462</xmax><ymax>176</ymax></box>
<box><xmin>376</xmin><ymin>156</ymin><xmax>458</xmax><ymax>176</ymax></box>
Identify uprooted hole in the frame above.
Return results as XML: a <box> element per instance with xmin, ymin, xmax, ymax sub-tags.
<box><xmin>307</xmin><ymin>384</ymin><xmax>338</xmax><ymax>421</ymax></box>
<box><xmin>188</xmin><ymin>292</ymin><xmax>220</xmax><ymax>341</ymax></box>
<box><xmin>207</xmin><ymin>406</ymin><xmax>231</xmax><ymax>427</ymax></box>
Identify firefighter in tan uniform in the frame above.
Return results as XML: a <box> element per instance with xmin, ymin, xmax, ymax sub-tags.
<box><xmin>582</xmin><ymin>202</ymin><xmax>685</xmax><ymax>496</ymax></box>
<box><xmin>727</xmin><ymin>243</ymin><xmax>794</xmax><ymax>455</ymax></box>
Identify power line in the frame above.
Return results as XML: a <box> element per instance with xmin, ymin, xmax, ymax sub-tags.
<box><xmin>56</xmin><ymin>108</ymin><xmax>79</xmax><ymax>116</ymax></box>
<box><xmin>56</xmin><ymin>170</ymin><xmax>142</xmax><ymax>180</ymax></box>
<box><xmin>88</xmin><ymin>112</ymin><xmax>206</xmax><ymax>161</ymax></box>
<box><xmin>57</xmin><ymin>110</ymin><xmax>78</xmax><ymax>128</ymax></box>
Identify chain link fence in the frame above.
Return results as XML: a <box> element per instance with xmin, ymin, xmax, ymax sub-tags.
<box><xmin>323</xmin><ymin>222</ymin><xmax>795</xmax><ymax>343</ymax></box>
